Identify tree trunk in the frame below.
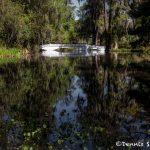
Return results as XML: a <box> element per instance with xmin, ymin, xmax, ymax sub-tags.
<box><xmin>106</xmin><ymin>0</ymin><xmax>113</xmax><ymax>53</ymax></box>
<box><xmin>114</xmin><ymin>41</ymin><xmax>118</xmax><ymax>49</ymax></box>
<box><xmin>103</xmin><ymin>0</ymin><xmax>107</xmax><ymax>32</ymax></box>
<box><xmin>103</xmin><ymin>0</ymin><xmax>107</xmax><ymax>48</ymax></box>
<box><xmin>1</xmin><ymin>0</ymin><xmax>5</xmax><ymax>13</ymax></box>
<box><xmin>92</xmin><ymin>27</ymin><xmax>98</xmax><ymax>45</ymax></box>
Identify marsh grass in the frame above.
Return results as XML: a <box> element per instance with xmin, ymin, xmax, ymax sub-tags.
<box><xmin>112</xmin><ymin>47</ymin><xmax>150</xmax><ymax>52</ymax></box>
<box><xmin>0</xmin><ymin>47</ymin><xmax>21</xmax><ymax>57</ymax></box>
<box><xmin>0</xmin><ymin>57</ymin><xmax>20</xmax><ymax>64</ymax></box>
<box><xmin>112</xmin><ymin>48</ymin><xmax>143</xmax><ymax>52</ymax></box>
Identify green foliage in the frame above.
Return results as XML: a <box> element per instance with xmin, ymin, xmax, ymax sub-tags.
<box><xmin>0</xmin><ymin>0</ymin><xmax>149</xmax><ymax>51</ymax></box>
<box><xmin>77</xmin><ymin>1</ymin><xmax>104</xmax><ymax>45</ymax></box>
<box><xmin>0</xmin><ymin>0</ymin><xmax>76</xmax><ymax>51</ymax></box>
<box><xmin>77</xmin><ymin>0</ymin><xmax>149</xmax><ymax>50</ymax></box>
<box><xmin>130</xmin><ymin>0</ymin><xmax>150</xmax><ymax>48</ymax></box>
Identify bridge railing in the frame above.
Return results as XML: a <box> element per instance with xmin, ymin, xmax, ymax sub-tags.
<box><xmin>41</xmin><ymin>44</ymin><xmax>88</xmax><ymax>47</ymax></box>
<box><xmin>41</xmin><ymin>44</ymin><xmax>105</xmax><ymax>52</ymax></box>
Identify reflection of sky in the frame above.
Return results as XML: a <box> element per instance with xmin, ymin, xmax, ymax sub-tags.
<box><xmin>53</xmin><ymin>75</ymin><xmax>87</xmax><ymax>128</ymax></box>
<box><xmin>48</xmin><ymin>76</ymin><xmax>87</xmax><ymax>143</ymax></box>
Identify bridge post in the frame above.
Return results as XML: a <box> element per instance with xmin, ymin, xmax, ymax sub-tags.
<box><xmin>85</xmin><ymin>45</ymin><xmax>88</xmax><ymax>55</ymax></box>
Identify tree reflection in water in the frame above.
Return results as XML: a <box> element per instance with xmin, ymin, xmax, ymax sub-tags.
<box><xmin>78</xmin><ymin>54</ymin><xmax>150</xmax><ymax>149</ymax></box>
<box><xmin>0</xmin><ymin>53</ymin><xmax>150</xmax><ymax>149</ymax></box>
<box><xmin>0</xmin><ymin>58</ymin><xmax>74</xmax><ymax>149</ymax></box>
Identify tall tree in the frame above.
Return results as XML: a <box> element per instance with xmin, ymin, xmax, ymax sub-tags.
<box><xmin>78</xmin><ymin>0</ymin><xmax>105</xmax><ymax>45</ymax></box>
<box><xmin>130</xmin><ymin>0</ymin><xmax>150</xmax><ymax>48</ymax></box>
<box><xmin>77</xmin><ymin>0</ymin><xmax>143</xmax><ymax>51</ymax></box>
<box><xmin>0</xmin><ymin>0</ymin><xmax>76</xmax><ymax>50</ymax></box>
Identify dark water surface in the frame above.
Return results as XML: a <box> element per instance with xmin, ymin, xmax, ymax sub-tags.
<box><xmin>0</xmin><ymin>53</ymin><xmax>150</xmax><ymax>150</ymax></box>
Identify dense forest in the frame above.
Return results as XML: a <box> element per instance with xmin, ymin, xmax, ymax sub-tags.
<box><xmin>0</xmin><ymin>0</ymin><xmax>149</xmax><ymax>52</ymax></box>
<box><xmin>77</xmin><ymin>0</ymin><xmax>150</xmax><ymax>51</ymax></box>
<box><xmin>0</xmin><ymin>0</ymin><xmax>77</xmax><ymax>51</ymax></box>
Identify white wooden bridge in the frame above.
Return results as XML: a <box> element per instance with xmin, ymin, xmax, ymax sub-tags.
<box><xmin>40</xmin><ymin>44</ymin><xmax>105</xmax><ymax>57</ymax></box>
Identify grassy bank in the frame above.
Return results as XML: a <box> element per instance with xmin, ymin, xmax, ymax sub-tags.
<box><xmin>112</xmin><ymin>47</ymin><xmax>150</xmax><ymax>53</ymax></box>
<box><xmin>0</xmin><ymin>47</ymin><xmax>21</xmax><ymax>57</ymax></box>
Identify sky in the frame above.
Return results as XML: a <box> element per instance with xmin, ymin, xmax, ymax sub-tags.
<box><xmin>71</xmin><ymin>0</ymin><xmax>85</xmax><ymax>20</ymax></box>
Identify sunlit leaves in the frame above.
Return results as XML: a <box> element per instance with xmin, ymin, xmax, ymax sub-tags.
<box><xmin>0</xmin><ymin>0</ymin><xmax>76</xmax><ymax>49</ymax></box>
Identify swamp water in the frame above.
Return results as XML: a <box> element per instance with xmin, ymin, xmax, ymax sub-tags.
<box><xmin>0</xmin><ymin>53</ymin><xmax>150</xmax><ymax>150</ymax></box>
